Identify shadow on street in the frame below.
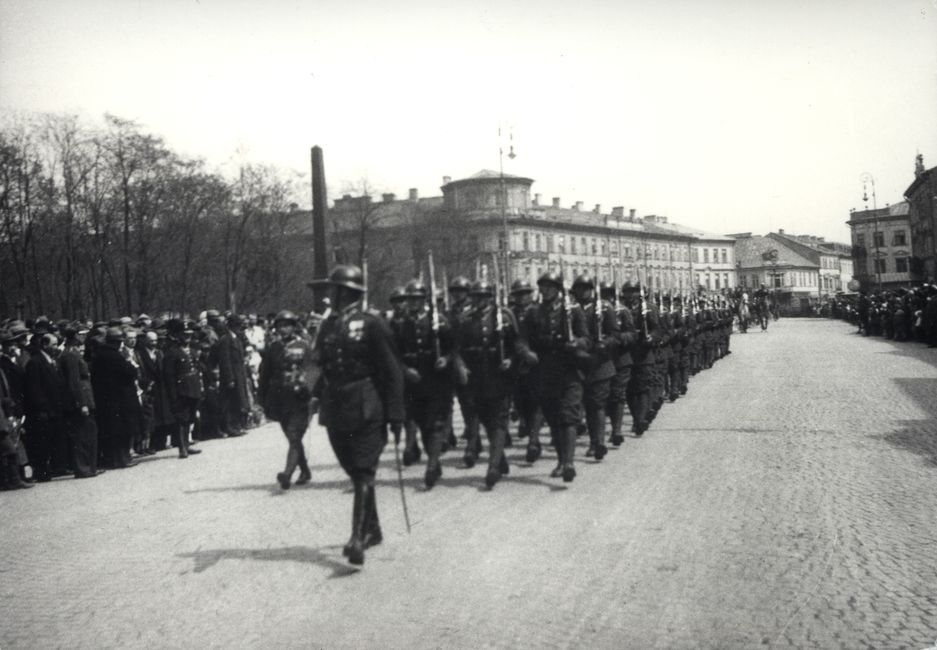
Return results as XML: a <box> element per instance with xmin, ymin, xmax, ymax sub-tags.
<box><xmin>880</xmin><ymin>377</ymin><xmax>937</xmax><ymax>467</ymax></box>
<box><xmin>177</xmin><ymin>545</ymin><xmax>360</xmax><ymax>578</ymax></box>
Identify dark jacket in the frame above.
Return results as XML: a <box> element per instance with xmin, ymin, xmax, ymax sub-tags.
<box><xmin>58</xmin><ymin>346</ymin><xmax>96</xmax><ymax>414</ymax></box>
<box><xmin>24</xmin><ymin>351</ymin><xmax>66</xmax><ymax>421</ymax></box>
<box><xmin>258</xmin><ymin>334</ymin><xmax>317</xmax><ymax>422</ymax></box>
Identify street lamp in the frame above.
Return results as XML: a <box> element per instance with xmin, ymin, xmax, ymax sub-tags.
<box><xmin>860</xmin><ymin>172</ymin><xmax>881</xmax><ymax>291</ymax></box>
<box><xmin>499</xmin><ymin>127</ymin><xmax>516</xmax><ymax>288</ymax></box>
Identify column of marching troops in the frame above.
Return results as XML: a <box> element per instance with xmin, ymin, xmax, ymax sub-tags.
<box><xmin>303</xmin><ymin>263</ymin><xmax>737</xmax><ymax>566</ymax></box>
<box><xmin>0</xmin><ymin>264</ymin><xmax>738</xmax><ymax>567</ymax></box>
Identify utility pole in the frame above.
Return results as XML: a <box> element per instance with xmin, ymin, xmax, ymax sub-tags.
<box><xmin>861</xmin><ymin>172</ymin><xmax>881</xmax><ymax>291</ymax></box>
<box><xmin>499</xmin><ymin>127</ymin><xmax>516</xmax><ymax>288</ymax></box>
<box><xmin>311</xmin><ymin>146</ymin><xmax>329</xmax><ymax>311</ymax></box>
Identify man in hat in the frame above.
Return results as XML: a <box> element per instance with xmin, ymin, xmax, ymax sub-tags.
<box><xmin>311</xmin><ymin>264</ymin><xmax>404</xmax><ymax>566</ymax></box>
<box><xmin>91</xmin><ymin>327</ymin><xmax>141</xmax><ymax>469</ymax></box>
<box><xmin>0</xmin><ymin>327</ymin><xmax>31</xmax><ymax>487</ymax></box>
<box><xmin>161</xmin><ymin>319</ymin><xmax>203</xmax><ymax>459</ymax></box>
<box><xmin>521</xmin><ymin>271</ymin><xmax>589</xmax><ymax>482</ymax></box>
<box><xmin>23</xmin><ymin>333</ymin><xmax>67</xmax><ymax>481</ymax></box>
<box><xmin>213</xmin><ymin>314</ymin><xmax>250</xmax><ymax>437</ymax></box>
<box><xmin>258</xmin><ymin>310</ymin><xmax>316</xmax><ymax>489</ymax></box>
<box><xmin>59</xmin><ymin>324</ymin><xmax>101</xmax><ymax>478</ymax></box>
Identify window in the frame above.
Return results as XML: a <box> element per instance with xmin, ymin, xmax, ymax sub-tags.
<box><xmin>522</xmin><ymin>231</ymin><xmax>529</xmax><ymax>251</ymax></box>
<box><xmin>723</xmin><ymin>272</ymin><xmax>729</xmax><ymax>287</ymax></box>
<box><xmin>893</xmin><ymin>231</ymin><xmax>907</xmax><ymax>246</ymax></box>
<box><xmin>533</xmin><ymin>233</ymin><xmax>540</xmax><ymax>252</ymax></box>
<box><xmin>694</xmin><ymin>248</ymin><xmax>700</xmax><ymax>263</ymax></box>
<box><xmin>721</xmin><ymin>249</ymin><xmax>727</xmax><ymax>264</ymax></box>
<box><xmin>773</xmin><ymin>274</ymin><xmax>782</xmax><ymax>289</ymax></box>
<box><xmin>581</xmin><ymin>237</ymin><xmax>587</xmax><ymax>253</ymax></box>
<box><xmin>546</xmin><ymin>235</ymin><xmax>554</xmax><ymax>253</ymax></box>
<box><xmin>703</xmin><ymin>249</ymin><xmax>710</xmax><ymax>263</ymax></box>
<box><xmin>624</xmin><ymin>246</ymin><xmax>632</xmax><ymax>259</ymax></box>
<box><xmin>557</xmin><ymin>235</ymin><xmax>565</xmax><ymax>253</ymax></box>
<box><xmin>570</xmin><ymin>237</ymin><xmax>577</xmax><ymax>254</ymax></box>
<box><xmin>714</xmin><ymin>275</ymin><xmax>721</xmax><ymax>290</ymax></box>
<box><xmin>750</xmin><ymin>274</ymin><xmax>757</xmax><ymax>287</ymax></box>
<box><xmin>874</xmin><ymin>258</ymin><xmax>886</xmax><ymax>274</ymax></box>
<box><xmin>873</xmin><ymin>232</ymin><xmax>885</xmax><ymax>248</ymax></box>
<box><xmin>499</xmin><ymin>235</ymin><xmax>506</xmax><ymax>251</ymax></box>
<box><xmin>705</xmin><ymin>274</ymin><xmax>712</xmax><ymax>289</ymax></box>
<box><xmin>855</xmin><ymin>233</ymin><xmax>865</xmax><ymax>249</ymax></box>
<box><xmin>591</xmin><ymin>238</ymin><xmax>597</xmax><ymax>255</ymax></box>
<box><xmin>895</xmin><ymin>257</ymin><xmax>908</xmax><ymax>273</ymax></box>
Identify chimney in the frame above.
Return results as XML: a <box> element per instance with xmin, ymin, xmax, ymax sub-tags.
<box><xmin>593</xmin><ymin>204</ymin><xmax>601</xmax><ymax>213</ymax></box>
<box><xmin>408</xmin><ymin>188</ymin><xmax>418</xmax><ymax>201</ymax></box>
<box><xmin>342</xmin><ymin>194</ymin><xmax>352</xmax><ymax>200</ymax></box>
<box><xmin>552</xmin><ymin>197</ymin><xmax>561</xmax><ymax>208</ymax></box>
<box><xmin>611</xmin><ymin>206</ymin><xmax>624</xmax><ymax>217</ymax></box>
<box><xmin>382</xmin><ymin>193</ymin><xmax>396</xmax><ymax>203</ymax></box>
<box><xmin>778</xmin><ymin>228</ymin><xmax>785</xmax><ymax>234</ymax></box>
<box><xmin>442</xmin><ymin>176</ymin><xmax>451</xmax><ymax>185</ymax></box>
<box><xmin>629</xmin><ymin>208</ymin><xmax>636</xmax><ymax>220</ymax></box>
<box><xmin>574</xmin><ymin>201</ymin><xmax>583</xmax><ymax>211</ymax></box>
<box><xmin>533</xmin><ymin>193</ymin><xmax>541</xmax><ymax>206</ymax></box>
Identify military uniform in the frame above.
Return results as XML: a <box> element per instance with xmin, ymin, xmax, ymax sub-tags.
<box><xmin>312</xmin><ymin>265</ymin><xmax>405</xmax><ymax>566</ymax></box>
<box><xmin>522</xmin><ymin>272</ymin><xmax>589</xmax><ymax>482</ymax></box>
<box><xmin>162</xmin><ymin>320</ymin><xmax>204</xmax><ymax>459</ymax></box>
<box><xmin>622</xmin><ymin>285</ymin><xmax>658</xmax><ymax>436</ymax></box>
<box><xmin>510</xmin><ymin>280</ymin><xmax>543</xmax><ymax>461</ymax></box>
<box><xmin>258</xmin><ymin>310</ymin><xmax>317</xmax><ymax>490</ymax></box>
<box><xmin>600</xmin><ymin>282</ymin><xmax>637</xmax><ymax>447</ymax></box>
<box><xmin>448</xmin><ymin>276</ymin><xmax>480</xmax><ymax>457</ymax></box>
<box><xmin>391</xmin><ymin>280</ymin><xmax>455</xmax><ymax>488</ymax></box>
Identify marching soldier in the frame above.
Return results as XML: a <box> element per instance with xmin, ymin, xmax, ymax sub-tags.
<box><xmin>672</xmin><ymin>296</ymin><xmax>691</xmax><ymax>397</ymax></box>
<box><xmin>453</xmin><ymin>280</ymin><xmax>528</xmax><ymax>488</ymax></box>
<box><xmin>387</xmin><ymin>287</ymin><xmax>421</xmax><ymax>465</ymax></box>
<box><xmin>448</xmin><ymin>275</ymin><xmax>480</xmax><ymax>457</ymax></box>
<box><xmin>571</xmin><ymin>274</ymin><xmax>619</xmax><ymax>461</ymax></box>
<box><xmin>391</xmin><ymin>279</ymin><xmax>455</xmax><ymax>489</ymax></box>
<box><xmin>600</xmin><ymin>281</ymin><xmax>637</xmax><ymax>447</ymax></box>
<box><xmin>258</xmin><ymin>310</ymin><xmax>317</xmax><ymax>490</ymax></box>
<box><xmin>621</xmin><ymin>282</ymin><xmax>658</xmax><ymax>436</ymax></box>
<box><xmin>311</xmin><ymin>265</ymin><xmax>404</xmax><ymax>566</ymax></box>
<box><xmin>522</xmin><ymin>271</ymin><xmax>589</xmax><ymax>482</ymax></box>
<box><xmin>510</xmin><ymin>279</ymin><xmax>543</xmax><ymax>461</ymax></box>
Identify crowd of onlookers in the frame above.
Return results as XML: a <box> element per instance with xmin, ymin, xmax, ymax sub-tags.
<box><xmin>827</xmin><ymin>285</ymin><xmax>937</xmax><ymax>346</ymax></box>
<box><xmin>0</xmin><ymin>311</ymin><xmax>281</xmax><ymax>490</ymax></box>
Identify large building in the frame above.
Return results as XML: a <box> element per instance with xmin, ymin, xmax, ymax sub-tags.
<box><xmin>904</xmin><ymin>154</ymin><xmax>937</xmax><ymax>283</ymax></box>
<box><xmin>767</xmin><ymin>231</ymin><xmax>855</xmax><ymax>296</ymax></box>
<box><xmin>733</xmin><ymin>233</ymin><xmax>821</xmax><ymax>316</ymax></box>
<box><xmin>325</xmin><ymin>170</ymin><xmax>738</xmax><ymax>305</ymax></box>
<box><xmin>846</xmin><ymin>201</ymin><xmax>912</xmax><ymax>291</ymax></box>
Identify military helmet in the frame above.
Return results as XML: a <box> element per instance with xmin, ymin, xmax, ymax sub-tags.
<box><xmin>469</xmin><ymin>280</ymin><xmax>495</xmax><ymax>296</ymax></box>
<box><xmin>389</xmin><ymin>286</ymin><xmax>407</xmax><ymax>303</ymax></box>
<box><xmin>537</xmin><ymin>271</ymin><xmax>563</xmax><ymax>288</ymax></box>
<box><xmin>327</xmin><ymin>265</ymin><xmax>366</xmax><ymax>292</ymax></box>
<box><xmin>448</xmin><ymin>276</ymin><xmax>471</xmax><ymax>292</ymax></box>
<box><xmin>599</xmin><ymin>280</ymin><xmax>616</xmax><ymax>297</ymax></box>
<box><xmin>572</xmin><ymin>274</ymin><xmax>595</xmax><ymax>290</ymax></box>
<box><xmin>510</xmin><ymin>279</ymin><xmax>534</xmax><ymax>295</ymax></box>
<box><xmin>621</xmin><ymin>281</ymin><xmax>639</xmax><ymax>293</ymax></box>
<box><xmin>274</xmin><ymin>309</ymin><xmax>299</xmax><ymax>325</ymax></box>
<box><xmin>404</xmin><ymin>279</ymin><xmax>428</xmax><ymax>298</ymax></box>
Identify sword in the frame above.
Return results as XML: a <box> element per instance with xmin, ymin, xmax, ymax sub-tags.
<box><xmin>392</xmin><ymin>436</ymin><xmax>411</xmax><ymax>534</ymax></box>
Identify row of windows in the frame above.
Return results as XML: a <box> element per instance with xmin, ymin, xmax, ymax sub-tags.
<box><xmin>693</xmin><ymin>247</ymin><xmax>731</xmax><ymax>265</ymax></box>
<box><xmin>855</xmin><ymin>231</ymin><xmax>908</xmax><ymax>249</ymax></box>
<box><xmin>696</xmin><ymin>272</ymin><xmax>732</xmax><ymax>290</ymax></box>
<box><xmin>871</xmin><ymin>257</ymin><xmax>909</xmax><ymax>274</ymax></box>
<box><xmin>513</xmin><ymin>230</ymin><xmax>707</xmax><ymax>263</ymax></box>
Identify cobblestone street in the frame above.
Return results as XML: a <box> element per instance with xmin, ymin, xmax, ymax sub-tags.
<box><xmin>3</xmin><ymin>318</ymin><xmax>937</xmax><ymax>649</ymax></box>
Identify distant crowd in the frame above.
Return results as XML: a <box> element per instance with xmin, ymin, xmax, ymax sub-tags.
<box><xmin>0</xmin><ymin>312</ymin><xmax>293</xmax><ymax>490</ymax></box>
<box><xmin>828</xmin><ymin>286</ymin><xmax>937</xmax><ymax>346</ymax></box>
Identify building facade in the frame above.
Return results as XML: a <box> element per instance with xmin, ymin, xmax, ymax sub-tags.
<box><xmin>733</xmin><ymin>233</ymin><xmax>820</xmax><ymax>316</ymax></box>
<box><xmin>767</xmin><ymin>231</ymin><xmax>855</xmax><ymax>296</ymax></box>
<box><xmin>904</xmin><ymin>154</ymin><xmax>937</xmax><ymax>283</ymax></box>
<box><xmin>326</xmin><ymin>170</ymin><xmax>737</xmax><ymax>306</ymax></box>
<box><xmin>846</xmin><ymin>202</ymin><xmax>912</xmax><ymax>291</ymax></box>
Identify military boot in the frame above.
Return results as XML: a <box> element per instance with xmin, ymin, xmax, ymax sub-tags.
<box><xmin>608</xmin><ymin>402</ymin><xmax>625</xmax><ymax>447</ymax></box>
<box><xmin>346</xmin><ymin>481</ymin><xmax>370</xmax><ymax>566</ymax></box>
<box><xmin>561</xmin><ymin>426</ymin><xmax>577</xmax><ymax>482</ymax></box>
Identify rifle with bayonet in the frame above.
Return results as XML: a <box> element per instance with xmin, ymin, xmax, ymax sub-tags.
<box><xmin>427</xmin><ymin>250</ymin><xmax>442</xmax><ymax>362</ymax></box>
<box><xmin>490</xmin><ymin>252</ymin><xmax>506</xmax><ymax>364</ymax></box>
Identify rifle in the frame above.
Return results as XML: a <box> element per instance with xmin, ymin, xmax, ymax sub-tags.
<box><xmin>613</xmin><ymin>266</ymin><xmax>622</xmax><ymax>315</ymax></box>
<box><xmin>490</xmin><ymin>252</ymin><xmax>506</xmax><ymax>364</ymax></box>
<box><xmin>639</xmin><ymin>283</ymin><xmax>650</xmax><ymax>340</ymax></box>
<box><xmin>560</xmin><ymin>259</ymin><xmax>574</xmax><ymax>342</ymax></box>
<box><xmin>594</xmin><ymin>263</ymin><xmax>602</xmax><ymax>340</ymax></box>
<box><xmin>362</xmin><ymin>258</ymin><xmax>369</xmax><ymax>312</ymax></box>
<box><xmin>427</xmin><ymin>250</ymin><xmax>442</xmax><ymax>362</ymax></box>
<box><xmin>442</xmin><ymin>268</ymin><xmax>451</xmax><ymax>312</ymax></box>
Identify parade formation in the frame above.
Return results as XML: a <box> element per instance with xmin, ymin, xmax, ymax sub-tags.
<box><xmin>0</xmin><ymin>256</ymin><xmax>745</xmax><ymax>568</ymax></box>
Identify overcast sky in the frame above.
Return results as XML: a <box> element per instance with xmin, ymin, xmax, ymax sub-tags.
<box><xmin>2</xmin><ymin>0</ymin><xmax>935</xmax><ymax>242</ymax></box>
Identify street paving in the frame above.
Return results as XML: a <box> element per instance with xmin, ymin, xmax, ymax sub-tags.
<box><xmin>3</xmin><ymin>318</ymin><xmax>937</xmax><ymax>649</ymax></box>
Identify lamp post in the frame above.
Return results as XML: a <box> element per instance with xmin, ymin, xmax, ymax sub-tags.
<box><xmin>499</xmin><ymin>127</ymin><xmax>516</xmax><ymax>288</ymax></box>
<box><xmin>860</xmin><ymin>172</ymin><xmax>881</xmax><ymax>291</ymax></box>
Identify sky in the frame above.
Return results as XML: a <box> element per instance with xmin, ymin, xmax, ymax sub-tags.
<box><xmin>1</xmin><ymin>0</ymin><xmax>935</xmax><ymax>243</ymax></box>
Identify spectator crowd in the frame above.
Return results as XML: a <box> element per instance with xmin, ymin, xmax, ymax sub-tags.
<box><xmin>0</xmin><ymin>311</ymin><xmax>277</xmax><ymax>490</ymax></box>
<box><xmin>828</xmin><ymin>285</ymin><xmax>937</xmax><ymax>346</ymax></box>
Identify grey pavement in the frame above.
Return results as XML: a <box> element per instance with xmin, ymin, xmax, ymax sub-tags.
<box><xmin>2</xmin><ymin>318</ymin><xmax>937</xmax><ymax>649</ymax></box>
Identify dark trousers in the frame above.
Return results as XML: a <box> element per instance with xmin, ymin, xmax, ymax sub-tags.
<box><xmin>24</xmin><ymin>417</ymin><xmax>64</xmax><ymax>480</ymax></box>
<box><xmin>406</xmin><ymin>387</ymin><xmax>451</xmax><ymax>470</ymax></box>
<box><xmin>280</xmin><ymin>408</ymin><xmax>311</xmax><ymax>479</ymax></box>
<box><xmin>65</xmin><ymin>412</ymin><xmax>98</xmax><ymax>478</ymax></box>
<box><xmin>583</xmin><ymin>378</ymin><xmax>610</xmax><ymax>451</ymax></box>
<box><xmin>474</xmin><ymin>393</ymin><xmax>510</xmax><ymax>471</ymax></box>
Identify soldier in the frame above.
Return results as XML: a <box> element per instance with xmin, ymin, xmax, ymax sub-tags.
<box><xmin>258</xmin><ymin>310</ymin><xmax>316</xmax><ymax>490</ymax></box>
<box><xmin>453</xmin><ymin>280</ymin><xmax>529</xmax><ymax>487</ymax></box>
<box><xmin>672</xmin><ymin>296</ymin><xmax>691</xmax><ymax>397</ymax></box>
<box><xmin>311</xmin><ymin>265</ymin><xmax>404</xmax><ymax>566</ymax></box>
<box><xmin>386</xmin><ymin>287</ymin><xmax>421</xmax><ymax>465</ymax></box>
<box><xmin>390</xmin><ymin>279</ymin><xmax>455</xmax><ymax>488</ymax></box>
<box><xmin>571</xmin><ymin>274</ymin><xmax>619</xmax><ymax>461</ymax></box>
<box><xmin>510</xmin><ymin>279</ymin><xmax>543</xmax><ymax>460</ymax></box>
<box><xmin>600</xmin><ymin>281</ymin><xmax>637</xmax><ymax>447</ymax></box>
<box><xmin>621</xmin><ymin>282</ymin><xmax>658</xmax><ymax>436</ymax></box>
<box><xmin>162</xmin><ymin>319</ymin><xmax>203</xmax><ymax>459</ymax></box>
<box><xmin>448</xmin><ymin>275</ymin><xmax>480</xmax><ymax>457</ymax></box>
<box><xmin>522</xmin><ymin>271</ymin><xmax>589</xmax><ymax>482</ymax></box>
